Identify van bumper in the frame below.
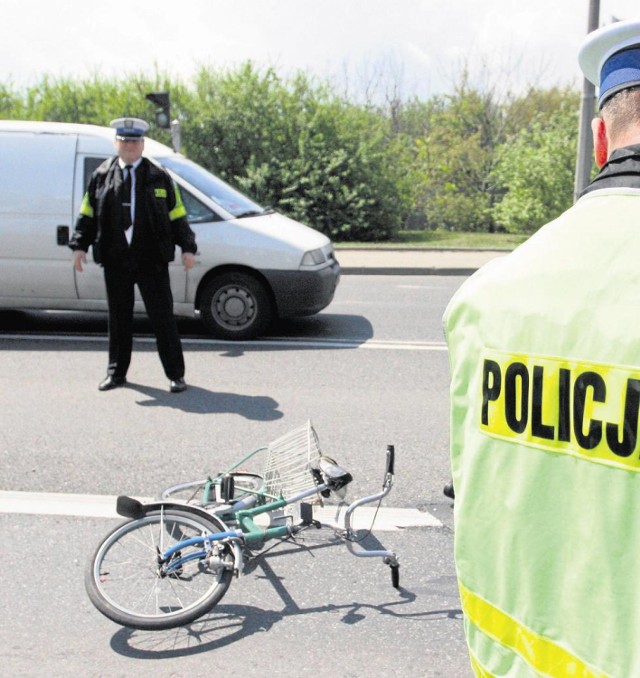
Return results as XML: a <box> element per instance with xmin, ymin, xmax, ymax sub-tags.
<box><xmin>263</xmin><ymin>261</ymin><xmax>340</xmax><ymax>318</ymax></box>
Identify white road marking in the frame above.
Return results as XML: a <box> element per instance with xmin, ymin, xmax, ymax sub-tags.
<box><xmin>396</xmin><ymin>284</ymin><xmax>439</xmax><ymax>289</ymax></box>
<box><xmin>0</xmin><ymin>491</ymin><xmax>152</xmax><ymax>519</ymax></box>
<box><xmin>259</xmin><ymin>338</ymin><xmax>447</xmax><ymax>351</ymax></box>
<box><xmin>0</xmin><ymin>334</ymin><xmax>447</xmax><ymax>351</ymax></box>
<box><xmin>0</xmin><ymin>490</ymin><xmax>442</xmax><ymax>529</ymax></box>
<box><xmin>313</xmin><ymin>505</ymin><xmax>441</xmax><ymax>529</ymax></box>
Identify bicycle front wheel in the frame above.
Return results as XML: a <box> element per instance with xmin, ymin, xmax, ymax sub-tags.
<box><xmin>85</xmin><ymin>508</ymin><xmax>234</xmax><ymax>630</ymax></box>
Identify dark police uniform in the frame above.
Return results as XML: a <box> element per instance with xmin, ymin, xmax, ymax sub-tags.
<box><xmin>69</xmin><ymin>119</ymin><xmax>197</xmax><ymax>390</ymax></box>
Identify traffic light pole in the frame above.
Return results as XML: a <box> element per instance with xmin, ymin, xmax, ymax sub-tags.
<box><xmin>574</xmin><ymin>0</ymin><xmax>600</xmax><ymax>202</ymax></box>
<box><xmin>170</xmin><ymin>119</ymin><xmax>181</xmax><ymax>154</ymax></box>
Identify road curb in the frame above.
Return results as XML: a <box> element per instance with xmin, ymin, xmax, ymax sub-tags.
<box><xmin>335</xmin><ymin>247</ymin><xmax>509</xmax><ymax>276</ymax></box>
<box><xmin>341</xmin><ymin>266</ymin><xmax>479</xmax><ymax>276</ymax></box>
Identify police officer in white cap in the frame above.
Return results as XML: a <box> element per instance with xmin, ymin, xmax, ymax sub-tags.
<box><xmin>443</xmin><ymin>19</ymin><xmax>640</xmax><ymax>676</ymax></box>
<box><xmin>69</xmin><ymin>117</ymin><xmax>197</xmax><ymax>393</ymax></box>
<box><xmin>579</xmin><ymin>20</ymin><xmax>640</xmax><ymax>191</ymax></box>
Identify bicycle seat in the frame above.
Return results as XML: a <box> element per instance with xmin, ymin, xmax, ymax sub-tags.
<box><xmin>318</xmin><ymin>456</ymin><xmax>353</xmax><ymax>491</ymax></box>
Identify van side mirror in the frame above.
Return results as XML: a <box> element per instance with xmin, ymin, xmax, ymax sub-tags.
<box><xmin>57</xmin><ymin>225</ymin><xmax>69</xmax><ymax>246</ymax></box>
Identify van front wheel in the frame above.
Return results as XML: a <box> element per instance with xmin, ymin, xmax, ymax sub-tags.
<box><xmin>200</xmin><ymin>272</ymin><xmax>273</xmax><ymax>340</ymax></box>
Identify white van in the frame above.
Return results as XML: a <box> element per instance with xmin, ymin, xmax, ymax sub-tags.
<box><xmin>0</xmin><ymin>120</ymin><xmax>340</xmax><ymax>339</ymax></box>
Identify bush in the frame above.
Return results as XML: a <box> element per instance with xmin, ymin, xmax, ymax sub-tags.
<box><xmin>491</xmin><ymin>103</ymin><xmax>579</xmax><ymax>233</ymax></box>
<box><xmin>182</xmin><ymin>64</ymin><xmax>404</xmax><ymax>241</ymax></box>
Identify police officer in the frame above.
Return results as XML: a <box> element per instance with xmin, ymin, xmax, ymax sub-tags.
<box><xmin>445</xmin><ymin>19</ymin><xmax>640</xmax><ymax>677</ymax></box>
<box><xmin>70</xmin><ymin>117</ymin><xmax>197</xmax><ymax>393</ymax></box>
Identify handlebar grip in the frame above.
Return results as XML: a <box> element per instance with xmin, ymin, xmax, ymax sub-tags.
<box><xmin>391</xmin><ymin>564</ymin><xmax>400</xmax><ymax>589</ymax></box>
<box><xmin>385</xmin><ymin>445</ymin><xmax>395</xmax><ymax>476</ymax></box>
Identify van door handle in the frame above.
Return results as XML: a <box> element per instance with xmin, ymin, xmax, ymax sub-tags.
<box><xmin>57</xmin><ymin>225</ymin><xmax>69</xmax><ymax>246</ymax></box>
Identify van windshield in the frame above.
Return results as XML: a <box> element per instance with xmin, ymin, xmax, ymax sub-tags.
<box><xmin>158</xmin><ymin>156</ymin><xmax>266</xmax><ymax>219</ymax></box>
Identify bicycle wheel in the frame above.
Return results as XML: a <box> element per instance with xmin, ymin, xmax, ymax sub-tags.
<box><xmin>85</xmin><ymin>508</ymin><xmax>235</xmax><ymax>630</ymax></box>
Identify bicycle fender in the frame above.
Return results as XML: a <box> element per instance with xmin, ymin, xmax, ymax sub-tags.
<box><xmin>115</xmin><ymin>495</ymin><xmax>230</xmax><ymax>528</ymax></box>
<box><xmin>116</xmin><ymin>495</ymin><xmax>145</xmax><ymax>519</ymax></box>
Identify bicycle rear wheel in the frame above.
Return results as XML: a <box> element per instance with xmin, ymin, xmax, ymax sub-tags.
<box><xmin>85</xmin><ymin>508</ymin><xmax>234</xmax><ymax>630</ymax></box>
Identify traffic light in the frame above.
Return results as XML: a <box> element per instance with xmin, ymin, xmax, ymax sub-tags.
<box><xmin>145</xmin><ymin>91</ymin><xmax>171</xmax><ymax>129</ymax></box>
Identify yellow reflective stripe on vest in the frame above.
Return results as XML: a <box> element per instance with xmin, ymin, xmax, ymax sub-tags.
<box><xmin>169</xmin><ymin>184</ymin><xmax>187</xmax><ymax>221</ymax></box>
<box><xmin>460</xmin><ymin>583</ymin><xmax>609</xmax><ymax>677</ymax></box>
<box><xmin>480</xmin><ymin>348</ymin><xmax>640</xmax><ymax>473</ymax></box>
<box><xmin>79</xmin><ymin>192</ymin><xmax>93</xmax><ymax>218</ymax></box>
<box><xmin>469</xmin><ymin>650</ymin><xmax>494</xmax><ymax>678</ymax></box>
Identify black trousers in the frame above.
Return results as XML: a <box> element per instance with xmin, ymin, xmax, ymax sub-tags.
<box><xmin>103</xmin><ymin>263</ymin><xmax>185</xmax><ymax>381</ymax></box>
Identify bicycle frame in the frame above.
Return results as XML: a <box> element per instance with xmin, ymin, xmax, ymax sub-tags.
<box><xmin>159</xmin><ymin>480</ymin><xmax>331</xmax><ymax>576</ymax></box>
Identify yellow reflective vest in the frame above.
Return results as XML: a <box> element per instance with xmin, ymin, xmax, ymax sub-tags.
<box><xmin>444</xmin><ymin>187</ymin><xmax>640</xmax><ymax>677</ymax></box>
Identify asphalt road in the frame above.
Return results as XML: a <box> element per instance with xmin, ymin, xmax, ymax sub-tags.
<box><xmin>0</xmin><ymin>275</ymin><xmax>473</xmax><ymax>678</ymax></box>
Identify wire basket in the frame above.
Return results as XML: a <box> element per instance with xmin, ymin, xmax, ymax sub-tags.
<box><xmin>263</xmin><ymin>421</ymin><xmax>321</xmax><ymax>499</ymax></box>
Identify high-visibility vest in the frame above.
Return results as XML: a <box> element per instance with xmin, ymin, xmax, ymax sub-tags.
<box><xmin>444</xmin><ymin>187</ymin><xmax>640</xmax><ymax>678</ymax></box>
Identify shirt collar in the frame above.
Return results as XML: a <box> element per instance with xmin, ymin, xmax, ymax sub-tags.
<box><xmin>118</xmin><ymin>158</ymin><xmax>143</xmax><ymax>171</ymax></box>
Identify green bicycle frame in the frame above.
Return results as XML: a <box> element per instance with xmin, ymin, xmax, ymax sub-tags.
<box><xmin>162</xmin><ymin>484</ymin><xmax>323</xmax><ymax>567</ymax></box>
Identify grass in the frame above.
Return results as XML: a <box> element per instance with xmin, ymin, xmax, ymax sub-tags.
<box><xmin>334</xmin><ymin>230</ymin><xmax>530</xmax><ymax>250</ymax></box>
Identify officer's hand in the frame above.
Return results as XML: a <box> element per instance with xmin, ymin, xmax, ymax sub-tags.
<box><xmin>182</xmin><ymin>252</ymin><xmax>196</xmax><ymax>271</ymax></box>
<box><xmin>73</xmin><ymin>250</ymin><xmax>87</xmax><ymax>273</ymax></box>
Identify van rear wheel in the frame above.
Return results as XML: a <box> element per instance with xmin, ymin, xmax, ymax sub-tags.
<box><xmin>200</xmin><ymin>272</ymin><xmax>272</xmax><ymax>340</ymax></box>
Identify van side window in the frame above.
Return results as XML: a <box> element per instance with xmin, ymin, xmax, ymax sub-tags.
<box><xmin>180</xmin><ymin>188</ymin><xmax>221</xmax><ymax>223</ymax></box>
<box><xmin>84</xmin><ymin>157</ymin><xmax>108</xmax><ymax>191</ymax></box>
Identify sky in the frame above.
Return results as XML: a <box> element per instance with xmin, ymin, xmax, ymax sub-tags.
<box><xmin>4</xmin><ymin>0</ymin><xmax>640</xmax><ymax>102</ymax></box>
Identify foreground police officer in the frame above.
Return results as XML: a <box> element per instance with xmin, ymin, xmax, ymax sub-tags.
<box><xmin>70</xmin><ymin>118</ymin><xmax>197</xmax><ymax>393</ymax></box>
<box><xmin>445</xmin><ymin>19</ymin><xmax>640</xmax><ymax>677</ymax></box>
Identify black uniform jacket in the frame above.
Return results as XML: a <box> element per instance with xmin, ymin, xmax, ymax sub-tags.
<box><xmin>69</xmin><ymin>156</ymin><xmax>197</xmax><ymax>266</ymax></box>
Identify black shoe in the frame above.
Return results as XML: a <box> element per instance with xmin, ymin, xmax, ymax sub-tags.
<box><xmin>443</xmin><ymin>482</ymin><xmax>455</xmax><ymax>500</ymax></box>
<box><xmin>98</xmin><ymin>375</ymin><xmax>126</xmax><ymax>391</ymax></box>
<box><xmin>169</xmin><ymin>378</ymin><xmax>187</xmax><ymax>393</ymax></box>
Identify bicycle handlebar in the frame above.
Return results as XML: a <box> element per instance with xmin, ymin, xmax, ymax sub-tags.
<box><xmin>385</xmin><ymin>444</ymin><xmax>395</xmax><ymax>479</ymax></box>
<box><xmin>340</xmin><ymin>444</ymin><xmax>400</xmax><ymax>588</ymax></box>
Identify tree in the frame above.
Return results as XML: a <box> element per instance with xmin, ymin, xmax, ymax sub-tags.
<box><xmin>182</xmin><ymin>63</ymin><xmax>406</xmax><ymax>240</ymax></box>
<box><xmin>490</xmin><ymin>101</ymin><xmax>579</xmax><ymax>234</ymax></box>
<box><xmin>410</xmin><ymin>79</ymin><xmax>505</xmax><ymax>232</ymax></box>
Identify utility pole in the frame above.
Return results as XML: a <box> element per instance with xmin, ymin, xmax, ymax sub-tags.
<box><xmin>574</xmin><ymin>0</ymin><xmax>600</xmax><ymax>201</ymax></box>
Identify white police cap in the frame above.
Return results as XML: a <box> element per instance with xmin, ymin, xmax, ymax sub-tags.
<box><xmin>578</xmin><ymin>18</ymin><xmax>640</xmax><ymax>107</ymax></box>
<box><xmin>110</xmin><ymin>117</ymin><xmax>149</xmax><ymax>140</ymax></box>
